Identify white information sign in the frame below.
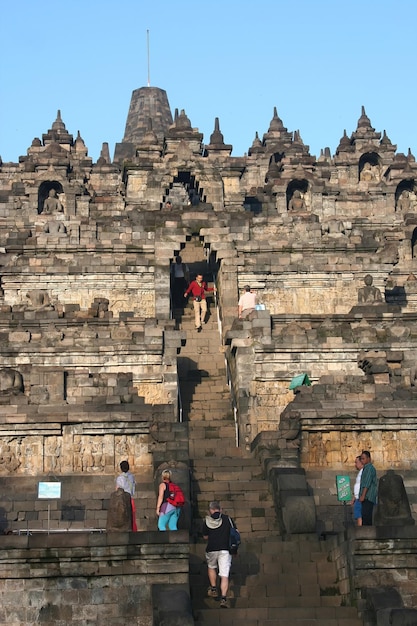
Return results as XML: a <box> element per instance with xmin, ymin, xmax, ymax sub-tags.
<box><xmin>38</xmin><ymin>482</ymin><xmax>62</xmax><ymax>499</ymax></box>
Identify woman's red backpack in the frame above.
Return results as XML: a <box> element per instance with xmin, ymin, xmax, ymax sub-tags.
<box><xmin>167</xmin><ymin>482</ymin><xmax>186</xmax><ymax>507</ymax></box>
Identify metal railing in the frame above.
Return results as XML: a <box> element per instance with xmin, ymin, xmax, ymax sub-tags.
<box><xmin>210</xmin><ymin>269</ymin><xmax>239</xmax><ymax>448</ymax></box>
<box><xmin>177</xmin><ymin>371</ymin><xmax>183</xmax><ymax>423</ymax></box>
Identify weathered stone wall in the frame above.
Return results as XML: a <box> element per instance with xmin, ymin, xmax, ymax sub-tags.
<box><xmin>0</xmin><ymin>531</ymin><xmax>190</xmax><ymax>626</ymax></box>
<box><xmin>337</xmin><ymin>527</ymin><xmax>417</xmax><ymax>611</ymax></box>
<box><xmin>325</xmin><ymin>527</ymin><xmax>417</xmax><ymax>618</ymax></box>
<box><xmin>227</xmin><ymin>308</ymin><xmax>417</xmax><ymax>446</ymax></box>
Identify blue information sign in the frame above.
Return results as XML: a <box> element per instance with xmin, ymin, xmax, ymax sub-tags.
<box><xmin>38</xmin><ymin>482</ymin><xmax>61</xmax><ymax>499</ymax></box>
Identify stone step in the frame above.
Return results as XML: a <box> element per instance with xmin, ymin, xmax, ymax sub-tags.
<box><xmin>189</xmin><ymin>441</ymin><xmax>248</xmax><ymax>454</ymax></box>
<box><xmin>192</xmin><ymin>469</ymin><xmax>266</xmax><ymax>485</ymax></box>
<box><xmin>189</xmin><ymin>413</ymin><xmax>235</xmax><ymax>424</ymax></box>
<box><xmin>188</xmin><ymin>399</ymin><xmax>233</xmax><ymax>410</ymax></box>
<box><xmin>188</xmin><ymin>411</ymin><xmax>235</xmax><ymax>422</ymax></box>
<box><xmin>193</xmin><ymin>606</ymin><xmax>363</xmax><ymax>625</ymax></box>
<box><xmin>190</xmin><ymin>538</ymin><xmax>362</xmax><ymax>625</ymax></box>
<box><xmin>188</xmin><ymin>371</ymin><xmax>227</xmax><ymax>381</ymax></box>
<box><xmin>193</xmin><ymin>454</ymin><xmax>264</xmax><ymax>468</ymax></box>
<box><xmin>180</xmin><ymin>377</ymin><xmax>229</xmax><ymax>389</ymax></box>
<box><xmin>185</xmin><ymin>387</ymin><xmax>231</xmax><ymax>398</ymax></box>
<box><xmin>187</xmin><ymin>425</ymin><xmax>242</xmax><ymax>436</ymax></box>
<box><xmin>182</xmin><ymin>385</ymin><xmax>231</xmax><ymax>398</ymax></box>
<box><xmin>189</xmin><ymin>441</ymin><xmax>238</xmax><ymax>454</ymax></box>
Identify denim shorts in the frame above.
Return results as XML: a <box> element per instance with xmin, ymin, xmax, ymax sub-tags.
<box><xmin>353</xmin><ymin>499</ymin><xmax>362</xmax><ymax>520</ymax></box>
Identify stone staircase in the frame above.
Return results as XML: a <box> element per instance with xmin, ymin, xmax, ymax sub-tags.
<box><xmin>175</xmin><ymin>289</ymin><xmax>364</xmax><ymax>625</ymax></box>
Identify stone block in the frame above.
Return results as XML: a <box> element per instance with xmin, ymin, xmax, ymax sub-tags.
<box><xmin>282</xmin><ymin>496</ymin><xmax>317</xmax><ymax>534</ymax></box>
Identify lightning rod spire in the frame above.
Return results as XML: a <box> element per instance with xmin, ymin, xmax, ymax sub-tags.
<box><xmin>147</xmin><ymin>29</ymin><xmax>151</xmax><ymax>87</ymax></box>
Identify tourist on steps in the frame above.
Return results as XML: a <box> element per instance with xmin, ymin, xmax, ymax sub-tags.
<box><xmin>359</xmin><ymin>450</ymin><xmax>378</xmax><ymax>525</ymax></box>
<box><xmin>350</xmin><ymin>455</ymin><xmax>364</xmax><ymax>526</ymax></box>
<box><xmin>184</xmin><ymin>274</ymin><xmax>215</xmax><ymax>332</ymax></box>
<box><xmin>171</xmin><ymin>256</ymin><xmax>189</xmax><ymax>307</ymax></box>
<box><xmin>202</xmin><ymin>500</ymin><xmax>235</xmax><ymax>609</ymax></box>
<box><xmin>115</xmin><ymin>460</ymin><xmax>137</xmax><ymax>531</ymax></box>
<box><xmin>156</xmin><ymin>469</ymin><xmax>180</xmax><ymax>531</ymax></box>
<box><xmin>238</xmin><ymin>285</ymin><xmax>257</xmax><ymax>319</ymax></box>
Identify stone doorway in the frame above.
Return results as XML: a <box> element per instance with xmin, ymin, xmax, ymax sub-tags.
<box><xmin>170</xmin><ymin>235</ymin><xmax>218</xmax><ymax>325</ymax></box>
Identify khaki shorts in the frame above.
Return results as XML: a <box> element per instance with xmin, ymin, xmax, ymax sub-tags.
<box><xmin>206</xmin><ymin>550</ymin><xmax>232</xmax><ymax>578</ymax></box>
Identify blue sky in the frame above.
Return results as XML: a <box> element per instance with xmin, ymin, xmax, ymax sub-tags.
<box><xmin>1</xmin><ymin>0</ymin><xmax>416</xmax><ymax>163</ymax></box>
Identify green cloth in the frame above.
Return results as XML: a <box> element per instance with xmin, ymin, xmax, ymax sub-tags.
<box><xmin>360</xmin><ymin>463</ymin><xmax>378</xmax><ymax>504</ymax></box>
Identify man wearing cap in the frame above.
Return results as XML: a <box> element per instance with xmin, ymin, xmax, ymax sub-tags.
<box><xmin>202</xmin><ymin>500</ymin><xmax>234</xmax><ymax>608</ymax></box>
<box><xmin>238</xmin><ymin>285</ymin><xmax>257</xmax><ymax>319</ymax></box>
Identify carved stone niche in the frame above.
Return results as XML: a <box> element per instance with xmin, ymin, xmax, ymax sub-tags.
<box><xmin>26</xmin><ymin>289</ymin><xmax>54</xmax><ymax>310</ymax></box>
<box><xmin>38</xmin><ymin>182</ymin><xmax>64</xmax><ymax>215</ymax></box>
<box><xmin>0</xmin><ymin>368</ymin><xmax>24</xmax><ymax>395</ymax></box>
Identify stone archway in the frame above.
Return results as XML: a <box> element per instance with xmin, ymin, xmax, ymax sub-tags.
<box><xmin>38</xmin><ymin>180</ymin><xmax>64</xmax><ymax>214</ymax></box>
<box><xmin>286</xmin><ymin>179</ymin><xmax>309</xmax><ymax>211</ymax></box>
<box><xmin>359</xmin><ymin>151</ymin><xmax>381</xmax><ymax>182</ymax></box>
<box><xmin>162</xmin><ymin>171</ymin><xmax>205</xmax><ymax>209</ymax></box>
<box><xmin>395</xmin><ymin>179</ymin><xmax>416</xmax><ymax>212</ymax></box>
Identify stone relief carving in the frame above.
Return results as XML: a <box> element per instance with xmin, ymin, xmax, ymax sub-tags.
<box><xmin>45</xmin><ymin>436</ymin><xmax>62</xmax><ymax>472</ymax></box>
<box><xmin>22</xmin><ymin>440</ymin><xmax>42</xmax><ymax>474</ymax></box>
<box><xmin>92</xmin><ymin>441</ymin><xmax>104</xmax><ymax>469</ymax></box>
<box><xmin>73</xmin><ymin>436</ymin><xmax>83</xmax><ymax>472</ymax></box>
<box><xmin>115</xmin><ymin>435</ymin><xmax>129</xmax><ymax>460</ymax></box>
<box><xmin>42</xmin><ymin>325</ymin><xmax>65</xmax><ymax>345</ymax></box>
<box><xmin>0</xmin><ymin>441</ymin><xmax>21</xmax><ymax>473</ymax></box>
<box><xmin>81</xmin><ymin>438</ymin><xmax>104</xmax><ymax>472</ymax></box>
<box><xmin>82</xmin><ymin>439</ymin><xmax>94</xmax><ymax>472</ymax></box>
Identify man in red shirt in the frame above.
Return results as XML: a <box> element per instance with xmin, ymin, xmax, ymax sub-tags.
<box><xmin>184</xmin><ymin>274</ymin><xmax>215</xmax><ymax>331</ymax></box>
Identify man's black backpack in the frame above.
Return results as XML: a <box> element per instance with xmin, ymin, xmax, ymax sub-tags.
<box><xmin>228</xmin><ymin>516</ymin><xmax>241</xmax><ymax>555</ymax></box>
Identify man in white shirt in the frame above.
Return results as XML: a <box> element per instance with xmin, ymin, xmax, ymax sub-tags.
<box><xmin>351</xmin><ymin>455</ymin><xmax>364</xmax><ymax>526</ymax></box>
<box><xmin>116</xmin><ymin>460</ymin><xmax>137</xmax><ymax>531</ymax></box>
<box><xmin>238</xmin><ymin>285</ymin><xmax>257</xmax><ymax>319</ymax></box>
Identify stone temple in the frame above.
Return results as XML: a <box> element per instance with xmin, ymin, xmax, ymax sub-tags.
<box><xmin>0</xmin><ymin>84</ymin><xmax>416</xmax><ymax>625</ymax></box>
